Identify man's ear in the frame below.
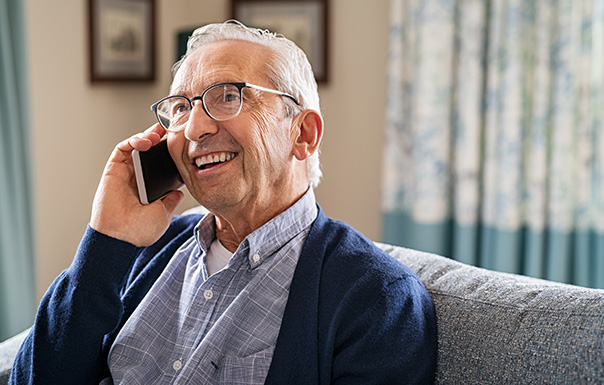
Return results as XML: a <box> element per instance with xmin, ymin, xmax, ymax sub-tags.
<box><xmin>292</xmin><ymin>110</ymin><xmax>323</xmax><ymax>161</ymax></box>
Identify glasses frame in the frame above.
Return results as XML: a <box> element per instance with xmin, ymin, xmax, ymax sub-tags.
<box><xmin>150</xmin><ymin>82</ymin><xmax>301</xmax><ymax>132</ymax></box>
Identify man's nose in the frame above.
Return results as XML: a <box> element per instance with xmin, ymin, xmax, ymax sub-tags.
<box><xmin>184</xmin><ymin>102</ymin><xmax>218</xmax><ymax>141</ymax></box>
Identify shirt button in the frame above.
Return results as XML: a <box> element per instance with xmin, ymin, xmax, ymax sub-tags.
<box><xmin>173</xmin><ymin>360</ymin><xmax>183</xmax><ymax>371</ymax></box>
<box><xmin>253</xmin><ymin>253</ymin><xmax>261</xmax><ymax>263</ymax></box>
<box><xmin>204</xmin><ymin>289</ymin><xmax>213</xmax><ymax>300</ymax></box>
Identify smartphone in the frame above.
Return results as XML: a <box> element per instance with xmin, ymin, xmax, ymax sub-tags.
<box><xmin>132</xmin><ymin>139</ymin><xmax>184</xmax><ymax>205</ymax></box>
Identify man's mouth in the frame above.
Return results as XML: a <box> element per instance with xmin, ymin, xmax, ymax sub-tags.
<box><xmin>194</xmin><ymin>152</ymin><xmax>237</xmax><ymax>170</ymax></box>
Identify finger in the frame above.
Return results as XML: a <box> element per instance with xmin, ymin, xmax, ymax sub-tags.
<box><xmin>109</xmin><ymin>124</ymin><xmax>167</xmax><ymax>166</ymax></box>
<box><xmin>144</xmin><ymin>123</ymin><xmax>166</xmax><ymax>138</ymax></box>
<box><xmin>128</xmin><ymin>135</ymin><xmax>154</xmax><ymax>152</ymax></box>
<box><xmin>108</xmin><ymin>136</ymin><xmax>136</xmax><ymax>164</ymax></box>
<box><xmin>113</xmin><ymin>126</ymin><xmax>159</xmax><ymax>156</ymax></box>
<box><xmin>142</xmin><ymin>124</ymin><xmax>166</xmax><ymax>146</ymax></box>
<box><xmin>130</xmin><ymin>124</ymin><xmax>167</xmax><ymax>150</ymax></box>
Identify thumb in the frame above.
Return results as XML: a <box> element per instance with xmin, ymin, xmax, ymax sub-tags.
<box><xmin>160</xmin><ymin>190</ymin><xmax>185</xmax><ymax>214</ymax></box>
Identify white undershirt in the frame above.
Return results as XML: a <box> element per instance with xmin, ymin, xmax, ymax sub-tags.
<box><xmin>205</xmin><ymin>238</ymin><xmax>233</xmax><ymax>276</ymax></box>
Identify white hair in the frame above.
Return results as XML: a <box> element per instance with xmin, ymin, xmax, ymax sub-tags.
<box><xmin>173</xmin><ymin>20</ymin><xmax>323</xmax><ymax>188</ymax></box>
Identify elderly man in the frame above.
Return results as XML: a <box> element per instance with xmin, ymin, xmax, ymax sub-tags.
<box><xmin>11</xmin><ymin>21</ymin><xmax>436</xmax><ymax>384</ymax></box>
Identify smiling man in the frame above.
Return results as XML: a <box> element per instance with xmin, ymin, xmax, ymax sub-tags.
<box><xmin>11</xmin><ymin>21</ymin><xmax>437</xmax><ymax>384</ymax></box>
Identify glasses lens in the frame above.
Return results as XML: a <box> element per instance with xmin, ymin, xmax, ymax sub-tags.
<box><xmin>204</xmin><ymin>84</ymin><xmax>242</xmax><ymax>120</ymax></box>
<box><xmin>156</xmin><ymin>96</ymin><xmax>191</xmax><ymax>131</ymax></box>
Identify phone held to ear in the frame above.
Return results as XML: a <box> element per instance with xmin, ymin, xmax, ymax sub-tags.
<box><xmin>132</xmin><ymin>139</ymin><xmax>184</xmax><ymax>205</ymax></box>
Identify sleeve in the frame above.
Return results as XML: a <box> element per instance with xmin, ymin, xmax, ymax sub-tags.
<box><xmin>9</xmin><ymin>226</ymin><xmax>140</xmax><ymax>385</ymax></box>
<box><xmin>330</xmin><ymin>273</ymin><xmax>437</xmax><ymax>385</ymax></box>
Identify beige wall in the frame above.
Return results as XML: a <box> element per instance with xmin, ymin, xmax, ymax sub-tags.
<box><xmin>25</xmin><ymin>0</ymin><xmax>390</xmax><ymax>299</ymax></box>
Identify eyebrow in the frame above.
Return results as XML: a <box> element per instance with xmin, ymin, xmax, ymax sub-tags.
<box><xmin>170</xmin><ymin>80</ymin><xmax>233</xmax><ymax>96</ymax></box>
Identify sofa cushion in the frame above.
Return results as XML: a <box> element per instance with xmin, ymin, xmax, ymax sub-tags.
<box><xmin>0</xmin><ymin>329</ymin><xmax>30</xmax><ymax>385</ymax></box>
<box><xmin>377</xmin><ymin>243</ymin><xmax>604</xmax><ymax>384</ymax></box>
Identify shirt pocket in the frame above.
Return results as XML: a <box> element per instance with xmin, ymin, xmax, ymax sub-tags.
<box><xmin>217</xmin><ymin>346</ymin><xmax>275</xmax><ymax>385</ymax></box>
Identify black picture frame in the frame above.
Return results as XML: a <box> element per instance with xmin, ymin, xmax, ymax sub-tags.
<box><xmin>89</xmin><ymin>0</ymin><xmax>156</xmax><ymax>83</ymax></box>
<box><xmin>231</xmin><ymin>0</ymin><xmax>329</xmax><ymax>84</ymax></box>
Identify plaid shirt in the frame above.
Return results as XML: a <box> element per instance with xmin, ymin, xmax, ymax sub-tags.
<box><xmin>104</xmin><ymin>190</ymin><xmax>317</xmax><ymax>385</ymax></box>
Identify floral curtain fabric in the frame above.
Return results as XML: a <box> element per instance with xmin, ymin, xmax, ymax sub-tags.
<box><xmin>383</xmin><ymin>0</ymin><xmax>604</xmax><ymax>288</ymax></box>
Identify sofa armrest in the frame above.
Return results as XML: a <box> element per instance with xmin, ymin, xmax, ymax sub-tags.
<box><xmin>376</xmin><ymin>242</ymin><xmax>604</xmax><ymax>384</ymax></box>
<box><xmin>0</xmin><ymin>328</ymin><xmax>29</xmax><ymax>385</ymax></box>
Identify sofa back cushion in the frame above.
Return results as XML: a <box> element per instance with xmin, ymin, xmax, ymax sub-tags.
<box><xmin>377</xmin><ymin>243</ymin><xmax>604</xmax><ymax>384</ymax></box>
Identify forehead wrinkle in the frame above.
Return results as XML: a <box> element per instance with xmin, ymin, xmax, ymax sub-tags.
<box><xmin>171</xmin><ymin>67</ymin><xmax>208</xmax><ymax>96</ymax></box>
<box><xmin>170</xmin><ymin>40</ymin><xmax>276</xmax><ymax>96</ymax></box>
<box><xmin>171</xmin><ymin>66</ymin><xmax>239</xmax><ymax>97</ymax></box>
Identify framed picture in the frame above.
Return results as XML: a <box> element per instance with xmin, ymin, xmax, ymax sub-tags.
<box><xmin>232</xmin><ymin>0</ymin><xmax>329</xmax><ymax>83</ymax></box>
<box><xmin>89</xmin><ymin>0</ymin><xmax>156</xmax><ymax>83</ymax></box>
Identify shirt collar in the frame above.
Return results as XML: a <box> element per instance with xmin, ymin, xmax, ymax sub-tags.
<box><xmin>194</xmin><ymin>188</ymin><xmax>318</xmax><ymax>269</ymax></box>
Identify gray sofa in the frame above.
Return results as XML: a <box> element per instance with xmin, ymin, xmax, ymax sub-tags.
<box><xmin>1</xmin><ymin>243</ymin><xmax>603</xmax><ymax>384</ymax></box>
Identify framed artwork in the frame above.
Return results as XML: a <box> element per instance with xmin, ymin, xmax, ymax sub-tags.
<box><xmin>89</xmin><ymin>0</ymin><xmax>156</xmax><ymax>83</ymax></box>
<box><xmin>232</xmin><ymin>0</ymin><xmax>329</xmax><ymax>83</ymax></box>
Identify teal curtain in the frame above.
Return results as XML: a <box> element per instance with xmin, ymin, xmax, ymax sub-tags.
<box><xmin>0</xmin><ymin>0</ymin><xmax>36</xmax><ymax>340</ymax></box>
<box><xmin>383</xmin><ymin>0</ymin><xmax>604</xmax><ymax>288</ymax></box>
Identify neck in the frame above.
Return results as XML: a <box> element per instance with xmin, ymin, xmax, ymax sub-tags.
<box><xmin>212</xmin><ymin>186</ymin><xmax>309</xmax><ymax>253</ymax></box>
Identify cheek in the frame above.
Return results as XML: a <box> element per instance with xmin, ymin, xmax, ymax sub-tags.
<box><xmin>167</xmin><ymin>134</ymin><xmax>187</xmax><ymax>168</ymax></box>
<box><xmin>248</xmin><ymin>110</ymin><xmax>293</xmax><ymax>161</ymax></box>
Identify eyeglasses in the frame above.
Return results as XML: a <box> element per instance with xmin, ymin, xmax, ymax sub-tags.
<box><xmin>150</xmin><ymin>82</ymin><xmax>300</xmax><ymax>132</ymax></box>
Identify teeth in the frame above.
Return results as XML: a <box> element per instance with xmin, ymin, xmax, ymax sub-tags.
<box><xmin>195</xmin><ymin>152</ymin><xmax>236</xmax><ymax>168</ymax></box>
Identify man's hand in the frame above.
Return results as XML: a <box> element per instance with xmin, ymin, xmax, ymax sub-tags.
<box><xmin>90</xmin><ymin>124</ymin><xmax>185</xmax><ymax>247</ymax></box>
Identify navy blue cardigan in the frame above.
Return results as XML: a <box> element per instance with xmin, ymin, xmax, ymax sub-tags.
<box><xmin>11</xmin><ymin>207</ymin><xmax>437</xmax><ymax>384</ymax></box>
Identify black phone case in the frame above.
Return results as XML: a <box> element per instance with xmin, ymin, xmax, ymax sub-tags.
<box><xmin>133</xmin><ymin>140</ymin><xmax>184</xmax><ymax>204</ymax></box>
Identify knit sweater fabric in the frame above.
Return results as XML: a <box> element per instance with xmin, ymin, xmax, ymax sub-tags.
<box><xmin>10</xmin><ymin>206</ymin><xmax>437</xmax><ymax>384</ymax></box>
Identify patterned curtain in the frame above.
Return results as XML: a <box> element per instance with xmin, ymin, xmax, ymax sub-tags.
<box><xmin>0</xmin><ymin>0</ymin><xmax>35</xmax><ymax>340</ymax></box>
<box><xmin>383</xmin><ymin>0</ymin><xmax>604</xmax><ymax>288</ymax></box>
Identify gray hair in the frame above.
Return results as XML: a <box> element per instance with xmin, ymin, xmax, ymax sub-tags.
<box><xmin>173</xmin><ymin>20</ymin><xmax>322</xmax><ymax>188</ymax></box>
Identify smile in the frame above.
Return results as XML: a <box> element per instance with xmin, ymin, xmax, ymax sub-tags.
<box><xmin>195</xmin><ymin>152</ymin><xmax>237</xmax><ymax>170</ymax></box>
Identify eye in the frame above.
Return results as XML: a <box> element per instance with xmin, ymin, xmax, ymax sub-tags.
<box><xmin>170</xmin><ymin>98</ymin><xmax>190</xmax><ymax>116</ymax></box>
<box><xmin>222</xmin><ymin>90</ymin><xmax>240</xmax><ymax>103</ymax></box>
<box><xmin>205</xmin><ymin>84</ymin><xmax>241</xmax><ymax>106</ymax></box>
